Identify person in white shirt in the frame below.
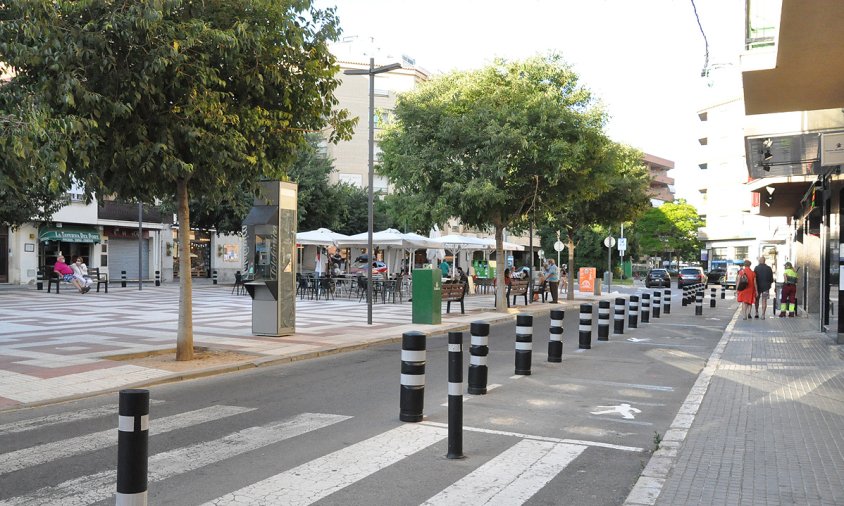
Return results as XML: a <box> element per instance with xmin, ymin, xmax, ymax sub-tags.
<box><xmin>71</xmin><ymin>257</ymin><xmax>94</xmax><ymax>290</ymax></box>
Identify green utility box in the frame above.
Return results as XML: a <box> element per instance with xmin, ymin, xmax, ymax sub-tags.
<box><xmin>412</xmin><ymin>268</ymin><xmax>442</xmax><ymax>324</ymax></box>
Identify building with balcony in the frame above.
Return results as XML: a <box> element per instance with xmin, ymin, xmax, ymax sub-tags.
<box><xmin>643</xmin><ymin>153</ymin><xmax>675</xmax><ymax>205</ymax></box>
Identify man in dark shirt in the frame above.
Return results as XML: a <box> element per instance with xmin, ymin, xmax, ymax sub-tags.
<box><xmin>753</xmin><ymin>256</ymin><xmax>774</xmax><ymax>318</ymax></box>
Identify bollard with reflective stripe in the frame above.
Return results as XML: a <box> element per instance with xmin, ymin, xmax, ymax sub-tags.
<box><xmin>652</xmin><ymin>291</ymin><xmax>662</xmax><ymax>318</ymax></box>
<box><xmin>663</xmin><ymin>289</ymin><xmax>672</xmax><ymax>315</ymax></box>
<box><xmin>628</xmin><ymin>295</ymin><xmax>639</xmax><ymax>328</ymax></box>
<box><xmin>467</xmin><ymin>321</ymin><xmax>490</xmax><ymax>395</ymax></box>
<box><xmin>578</xmin><ymin>304</ymin><xmax>593</xmax><ymax>349</ymax></box>
<box><xmin>37</xmin><ymin>269</ymin><xmax>44</xmax><ymax>291</ymax></box>
<box><xmin>613</xmin><ymin>297</ymin><xmax>625</xmax><ymax>334</ymax></box>
<box><xmin>695</xmin><ymin>290</ymin><xmax>703</xmax><ymax>316</ymax></box>
<box><xmin>721</xmin><ymin>285</ymin><xmax>726</xmax><ymax>299</ymax></box>
<box><xmin>597</xmin><ymin>300</ymin><xmax>610</xmax><ymax>341</ymax></box>
<box><xmin>154</xmin><ymin>271</ymin><xmax>161</xmax><ymax>287</ymax></box>
<box><xmin>117</xmin><ymin>389</ymin><xmax>149</xmax><ymax>506</ymax></box>
<box><xmin>514</xmin><ymin>314</ymin><xmax>533</xmax><ymax>375</ymax></box>
<box><xmin>400</xmin><ymin>331</ymin><xmax>426</xmax><ymax>422</ymax></box>
<box><xmin>447</xmin><ymin>331</ymin><xmax>464</xmax><ymax>459</ymax></box>
<box><xmin>121</xmin><ymin>270</ymin><xmax>127</xmax><ymax>288</ymax></box>
<box><xmin>548</xmin><ymin>309</ymin><xmax>564</xmax><ymax>363</ymax></box>
<box><xmin>640</xmin><ymin>293</ymin><xmax>651</xmax><ymax>324</ymax></box>
<box><xmin>710</xmin><ymin>287</ymin><xmax>717</xmax><ymax>308</ymax></box>
<box><xmin>681</xmin><ymin>286</ymin><xmax>688</xmax><ymax>306</ymax></box>
<box><xmin>212</xmin><ymin>270</ymin><xmax>218</xmax><ymax>285</ymax></box>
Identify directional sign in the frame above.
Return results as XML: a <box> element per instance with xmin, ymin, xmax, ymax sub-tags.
<box><xmin>553</xmin><ymin>240</ymin><xmax>565</xmax><ymax>252</ymax></box>
<box><xmin>603</xmin><ymin>236</ymin><xmax>616</xmax><ymax>248</ymax></box>
<box><xmin>617</xmin><ymin>237</ymin><xmax>627</xmax><ymax>251</ymax></box>
<box><xmin>590</xmin><ymin>403</ymin><xmax>642</xmax><ymax>420</ymax></box>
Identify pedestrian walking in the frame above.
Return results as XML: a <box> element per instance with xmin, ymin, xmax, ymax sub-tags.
<box><xmin>779</xmin><ymin>261</ymin><xmax>799</xmax><ymax>317</ymax></box>
<box><xmin>544</xmin><ymin>259</ymin><xmax>560</xmax><ymax>303</ymax></box>
<box><xmin>736</xmin><ymin>259</ymin><xmax>756</xmax><ymax>320</ymax></box>
<box><xmin>753</xmin><ymin>256</ymin><xmax>773</xmax><ymax>319</ymax></box>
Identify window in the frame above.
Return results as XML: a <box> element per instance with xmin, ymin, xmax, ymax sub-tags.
<box><xmin>711</xmin><ymin>247</ymin><xmax>727</xmax><ymax>261</ymax></box>
<box><xmin>734</xmin><ymin>246</ymin><xmax>749</xmax><ymax>260</ymax></box>
<box><xmin>338</xmin><ymin>173</ymin><xmax>363</xmax><ymax>187</ymax></box>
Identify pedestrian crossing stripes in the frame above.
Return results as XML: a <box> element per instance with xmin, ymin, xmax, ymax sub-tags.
<box><xmin>1</xmin><ymin>405</ymin><xmax>641</xmax><ymax>505</ymax></box>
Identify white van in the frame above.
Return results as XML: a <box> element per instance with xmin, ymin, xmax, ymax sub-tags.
<box><xmin>724</xmin><ymin>265</ymin><xmax>741</xmax><ymax>289</ymax></box>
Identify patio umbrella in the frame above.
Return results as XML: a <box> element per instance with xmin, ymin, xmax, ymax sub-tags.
<box><xmin>296</xmin><ymin>228</ymin><xmax>350</xmax><ymax>246</ymax></box>
<box><xmin>339</xmin><ymin>229</ymin><xmax>440</xmax><ymax>274</ymax></box>
<box><xmin>427</xmin><ymin>225</ymin><xmax>446</xmax><ymax>265</ymax></box>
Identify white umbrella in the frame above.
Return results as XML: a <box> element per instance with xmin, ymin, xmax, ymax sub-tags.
<box><xmin>479</xmin><ymin>237</ymin><xmax>525</xmax><ymax>251</ymax></box>
<box><xmin>433</xmin><ymin>234</ymin><xmax>493</xmax><ymax>251</ymax></box>
<box><xmin>296</xmin><ymin>228</ymin><xmax>350</xmax><ymax>246</ymax></box>
<box><xmin>427</xmin><ymin>225</ymin><xmax>446</xmax><ymax>264</ymax></box>
<box><xmin>339</xmin><ymin>228</ymin><xmax>438</xmax><ymax>249</ymax></box>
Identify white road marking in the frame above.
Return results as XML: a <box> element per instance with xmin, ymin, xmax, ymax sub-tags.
<box><xmin>1</xmin><ymin>413</ymin><xmax>350</xmax><ymax>506</ymax></box>
<box><xmin>440</xmin><ymin>383</ymin><xmax>502</xmax><ymax>406</ymax></box>
<box><xmin>203</xmin><ymin>423</ymin><xmax>447</xmax><ymax>505</ymax></box>
<box><xmin>421</xmin><ymin>439</ymin><xmax>586</xmax><ymax>505</ymax></box>
<box><xmin>627</xmin><ymin>338</ymin><xmax>651</xmax><ymax>343</ymax></box>
<box><xmin>0</xmin><ymin>401</ymin><xmax>166</xmax><ymax>436</ymax></box>
<box><xmin>0</xmin><ymin>405</ymin><xmax>252</xmax><ymax>475</ymax></box>
<box><xmin>591</xmin><ymin>403</ymin><xmax>642</xmax><ymax>419</ymax></box>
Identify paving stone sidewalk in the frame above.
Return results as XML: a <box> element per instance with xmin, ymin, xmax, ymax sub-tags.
<box><xmin>627</xmin><ymin>311</ymin><xmax>844</xmax><ymax>506</ymax></box>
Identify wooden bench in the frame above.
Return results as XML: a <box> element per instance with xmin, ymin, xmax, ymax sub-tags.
<box><xmin>509</xmin><ymin>279</ymin><xmax>529</xmax><ymax>307</ymax></box>
<box><xmin>88</xmin><ymin>267</ymin><xmax>109</xmax><ymax>293</ymax></box>
<box><xmin>45</xmin><ymin>266</ymin><xmax>65</xmax><ymax>293</ymax></box>
<box><xmin>442</xmin><ymin>282</ymin><xmax>466</xmax><ymax>314</ymax></box>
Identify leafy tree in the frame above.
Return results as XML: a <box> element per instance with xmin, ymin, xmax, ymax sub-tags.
<box><xmin>2</xmin><ymin>0</ymin><xmax>353</xmax><ymax>359</ymax></box>
<box><xmin>537</xmin><ymin>142</ymin><xmax>652</xmax><ymax>298</ymax></box>
<box><xmin>633</xmin><ymin>199</ymin><xmax>704</xmax><ymax>265</ymax></box>
<box><xmin>379</xmin><ymin>54</ymin><xmax>602</xmax><ymax>311</ymax></box>
<box><xmin>289</xmin><ymin>134</ymin><xmax>337</xmax><ymax>232</ymax></box>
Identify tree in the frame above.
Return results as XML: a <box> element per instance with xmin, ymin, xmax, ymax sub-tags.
<box><xmin>633</xmin><ymin>199</ymin><xmax>704</xmax><ymax>265</ymax></box>
<box><xmin>379</xmin><ymin>54</ymin><xmax>602</xmax><ymax>311</ymax></box>
<box><xmin>1</xmin><ymin>0</ymin><xmax>353</xmax><ymax>359</ymax></box>
<box><xmin>537</xmin><ymin>142</ymin><xmax>652</xmax><ymax>298</ymax></box>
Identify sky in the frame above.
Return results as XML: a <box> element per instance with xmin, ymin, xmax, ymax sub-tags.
<box><xmin>313</xmin><ymin>0</ymin><xmax>745</xmax><ymax>204</ymax></box>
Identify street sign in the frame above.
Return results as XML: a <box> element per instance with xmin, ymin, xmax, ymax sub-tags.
<box><xmin>617</xmin><ymin>237</ymin><xmax>627</xmax><ymax>251</ymax></box>
<box><xmin>603</xmin><ymin>236</ymin><xmax>616</xmax><ymax>248</ymax></box>
<box><xmin>553</xmin><ymin>240</ymin><xmax>565</xmax><ymax>252</ymax></box>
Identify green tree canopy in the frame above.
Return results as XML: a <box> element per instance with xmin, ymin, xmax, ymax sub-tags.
<box><xmin>1</xmin><ymin>0</ymin><xmax>353</xmax><ymax>359</ymax></box>
<box><xmin>633</xmin><ymin>199</ymin><xmax>704</xmax><ymax>264</ymax></box>
<box><xmin>379</xmin><ymin>54</ymin><xmax>603</xmax><ymax>310</ymax></box>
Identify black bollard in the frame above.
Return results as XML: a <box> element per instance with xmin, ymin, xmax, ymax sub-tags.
<box><xmin>578</xmin><ymin>303</ymin><xmax>593</xmax><ymax>349</ymax></box>
<box><xmin>467</xmin><ymin>321</ymin><xmax>490</xmax><ymax>395</ymax></box>
<box><xmin>548</xmin><ymin>309</ymin><xmax>564</xmax><ymax>363</ymax></box>
<box><xmin>663</xmin><ymin>289</ymin><xmax>672</xmax><ymax>315</ymax></box>
<box><xmin>628</xmin><ymin>295</ymin><xmax>639</xmax><ymax>328</ymax></box>
<box><xmin>613</xmin><ymin>297</ymin><xmax>625</xmax><ymax>334</ymax></box>
<box><xmin>721</xmin><ymin>285</ymin><xmax>726</xmax><ymax>299</ymax></box>
<box><xmin>597</xmin><ymin>300</ymin><xmax>610</xmax><ymax>341</ymax></box>
<box><xmin>447</xmin><ymin>331</ymin><xmax>464</xmax><ymax>459</ymax></box>
<box><xmin>212</xmin><ymin>269</ymin><xmax>218</xmax><ymax>285</ymax></box>
<box><xmin>121</xmin><ymin>270</ymin><xmax>127</xmax><ymax>288</ymax></box>
<box><xmin>695</xmin><ymin>289</ymin><xmax>703</xmax><ymax>316</ymax></box>
<box><xmin>400</xmin><ymin>331</ymin><xmax>426</xmax><ymax>422</ymax></box>
<box><xmin>117</xmin><ymin>389</ymin><xmax>149</xmax><ymax>506</ymax></box>
<box><xmin>641</xmin><ymin>293</ymin><xmax>651</xmax><ymax>324</ymax></box>
<box><xmin>36</xmin><ymin>269</ymin><xmax>44</xmax><ymax>291</ymax></box>
<box><xmin>652</xmin><ymin>291</ymin><xmax>661</xmax><ymax>318</ymax></box>
<box><xmin>681</xmin><ymin>286</ymin><xmax>688</xmax><ymax>306</ymax></box>
<box><xmin>155</xmin><ymin>270</ymin><xmax>161</xmax><ymax>287</ymax></box>
<box><xmin>514</xmin><ymin>314</ymin><xmax>533</xmax><ymax>375</ymax></box>
<box><xmin>710</xmin><ymin>287</ymin><xmax>717</xmax><ymax>308</ymax></box>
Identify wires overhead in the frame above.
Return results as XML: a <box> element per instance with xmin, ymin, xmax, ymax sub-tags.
<box><xmin>690</xmin><ymin>0</ymin><xmax>710</xmax><ymax>77</ymax></box>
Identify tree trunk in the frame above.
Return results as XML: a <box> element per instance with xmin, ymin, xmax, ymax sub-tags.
<box><xmin>176</xmin><ymin>178</ymin><xmax>194</xmax><ymax>361</ymax></box>
<box><xmin>494</xmin><ymin>224</ymin><xmax>508</xmax><ymax>312</ymax></box>
<box><xmin>567</xmin><ymin>236</ymin><xmax>576</xmax><ymax>301</ymax></box>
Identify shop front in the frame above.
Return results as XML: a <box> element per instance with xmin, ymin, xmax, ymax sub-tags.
<box><xmin>38</xmin><ymin>224</ymin><xmax>101</xmax><ymax>268</ymax></box>
<box><xmin>172</xmin><ymin>229</ymin><xmax>212</xmax><ymax>278</ymax></box>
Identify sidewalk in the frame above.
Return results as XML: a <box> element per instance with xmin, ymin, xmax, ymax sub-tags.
<box><xmin>0</xmin><ymin>283</ymin><xmax>605</xmax><ymax>411</ymax></box>
<box><xmin>627</xmin><ymin>310</ymin><xmax>844</xmax><ymax>505</ymax></box>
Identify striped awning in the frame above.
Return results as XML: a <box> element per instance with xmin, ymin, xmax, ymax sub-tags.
<box><xmin>39</xmin><ymin>225</ymin><xmax>101</xmax><ymax>243</ymax></box>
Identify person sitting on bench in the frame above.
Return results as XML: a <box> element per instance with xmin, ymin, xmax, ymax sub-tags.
<box><xmin>54</xmin><ymin>255</ymin><xmax>88</xmax><ymax>293</ymax></box>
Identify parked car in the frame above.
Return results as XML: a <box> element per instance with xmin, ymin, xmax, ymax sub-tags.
<box><xmin>351</xmin><ymin>260</ymin><xmax>388</xmax><ymax>276</ymax></box>
<box><xmin>677</xmin><ymin>266</ymin><xmax>706</xmax><ymax>288</ymax></box>
<box><xmin>645</xmin><ymin>268</ymin><xmax>671</xmax><ymax>288</ymax></box>
<box><xmin>706</xmin><ymin>268</ymin><xmax>726</xmax><ymax>284</ymax></box>
<box><xmin>723</xmin><ymin>264</ymin><xmax>741</xmax><ymax>289</ymax></box>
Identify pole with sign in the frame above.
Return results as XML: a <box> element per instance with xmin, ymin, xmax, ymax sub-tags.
<box><xmin>604</xmin><ymin>235</ymin><xmax>616</xmax><ymax>292</ymax></box>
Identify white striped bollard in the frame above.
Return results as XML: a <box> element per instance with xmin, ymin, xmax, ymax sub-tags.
<box><xmin>467</xmin><ymin>321</ymin><xmax>489</xmax><ymax>395</ymax></box>
<box><xmin>640</xmin><ymin>293</ymin><xmax>651</xmax><ymax>324</ymax></box>
<box><xmin>155</xmin><ymin>270</ymin><xmax>161</xmax><ymax>287</ymax></box>
<box><xmin>597</xmin><ymin>300</ymin><xmax>610</xmax><ymax>341</ymax></box>
<box><xmin>400</xmin><ymin>331</ymin><xmax>425</xmax><ymax>422</ymax></box>
<box><xmin>721</xmin><ymin>285</ymin><xmax>726</xmax><ymax>299</ymax></box>
<box><xmin>710</xmin><ymin>287</ymin><xmax>717</xmax><ymax>308</ymax></box>
<box><xmin>652</xmin><ymin>291</ymin><xmax>661</xmax><ymax>318</ymax></box>
<box><xmin>212</xmin><ymin>269</ymin><xmax>218</xmax><ymax>285</ymax></box>
<box><xmin>117</xmin><ymin>389</ymin><xmax>149</xmax><ymax>506</ymax></box>
<box><xmin>578</xmin><ymin>304</ymin><xmax>593</xmax><ymax>349</ymax></box>
<box><xmin>121</xmin><ymin>270</ymin><xmax>127</xmax><ymax>288</ymax></box>
<box><xmin>548</xmin><ymin>309</ymin><xmax>564</xmax><ymax>363</ymax></box>
<box><xmin>695</xmin><ymin>289</ymin><xmax>703</xmax><ymax>316</ymax></box>
<box><xmin>447</xmin><ymin>331</ymin><xmax>464</xmax><ymax>459</ymax></box>
<box><xmin>613</xmin><ymin>297</ymin><xmax>625</xmax><ymax>335</ymax></box>
<box><xmin>515</xmin><ymin>314</ymin><xmax>532</xmax><ymax>375</ymax></box>
<box><xmin>663</xmin><ymin>289</ymin><xmax>671</xmax><ymax>315</ymax></box>
<box><xmin>628</xmin><ymin>295</ymin><xmax>639</xmax><ymax>328</ymax></box>
<box><xmin>681</xmin><ymin>286</ymin><xmax>688</xmax><ymax>306</ymax></box>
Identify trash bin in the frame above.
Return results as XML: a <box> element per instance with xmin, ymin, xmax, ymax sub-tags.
<box><xmin>412</xmin><ymin>269</ymin><xmax>442</xmax><ymax>324</ymax></box>
<box><xmin>245</xmin><ymin>281</ymin><xmax>279</xmax><ymax>335</ymax></box>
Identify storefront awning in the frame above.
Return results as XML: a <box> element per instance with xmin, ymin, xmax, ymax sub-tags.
<box><xmin>39</xmin><ymin>225</ymin><xmax>101</xmax><ymax>243</ymax></box>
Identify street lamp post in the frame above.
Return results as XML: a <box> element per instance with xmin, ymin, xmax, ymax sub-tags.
<box><xmin>345</xmin><ymin>58</ymin><xmax>401</xmax><ymax>325</ymax></box>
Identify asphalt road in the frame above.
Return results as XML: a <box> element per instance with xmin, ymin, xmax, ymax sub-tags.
<box><xmin>0</xmin><ymin>294</ymin><xmax>737</xmax><ymax>505</ymax></box>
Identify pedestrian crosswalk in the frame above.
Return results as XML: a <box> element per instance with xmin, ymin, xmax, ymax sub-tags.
<box><xmin>0</xmin><ymin>402</ymin><xmax>642</xmax><ymax>505</ymax></box>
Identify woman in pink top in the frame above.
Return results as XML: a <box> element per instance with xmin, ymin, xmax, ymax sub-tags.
<box><xmin>54</xmin><ymin>255</ymin><xmax>87</xmax><ymax>293</ymax></box>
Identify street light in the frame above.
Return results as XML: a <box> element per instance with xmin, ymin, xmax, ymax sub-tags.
<box><xmin>345</xmin><ymin>58</ymin><xmax>401</xmax><ymax>325</ymax></box>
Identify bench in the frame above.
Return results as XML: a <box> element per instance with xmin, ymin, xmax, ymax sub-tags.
<box><xmin>88</xmin><ymin>267</ymin><xmax>109</xmax><ymax>293</ymax></box>
<box><xmin>509</xmin><ymin>279</ymin><xmax>529</xmax><ymax>307</ymax></box>
<box><xmin>45</xmin><ymin>266</ymin><xmax>65</xmax><ymax>293</ymax></box>
<box><xmin>442</xmin><ymin>282</ymin><xmax>466</xmax><ymax>314</ymax></box>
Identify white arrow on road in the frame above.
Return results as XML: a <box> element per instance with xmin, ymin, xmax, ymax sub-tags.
<box><xmin>627</xmin><ymin>338</ymin><xmax>651</xmax><ymax>343</ymax></box>
<box><xmin>590</xmin><ymin>403</ymin><xmax>642</xmax><ymax>420</ymax></box>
